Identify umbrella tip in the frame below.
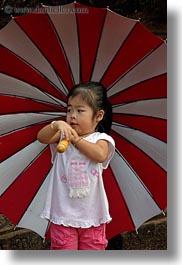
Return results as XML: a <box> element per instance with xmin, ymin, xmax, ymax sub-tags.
<box><xmin>162</xmin><ymin>210</ymin><xmax>166</xmax><ymax>216</ymax></box>
<box><xmin>135</xmin><ymin>228</ymin><xmax>138</xmax><ymax>234</ymax></box>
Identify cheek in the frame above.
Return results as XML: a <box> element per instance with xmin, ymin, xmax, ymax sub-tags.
<box><xmin>66</xmin><ymin>115</ymin><xmax>69</xmax><ymax>122</ymax></box>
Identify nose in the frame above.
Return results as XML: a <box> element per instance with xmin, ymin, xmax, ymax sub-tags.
<box><xmin>70</xmin><ymin>111</ymin><xmax>76</xmax><ymax>119</ymax></box>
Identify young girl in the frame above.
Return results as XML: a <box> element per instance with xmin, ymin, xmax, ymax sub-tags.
<box><xmin>37</xmin><ymin>82</ymin><xmax>115</xmax><ymax>250</ymax></box>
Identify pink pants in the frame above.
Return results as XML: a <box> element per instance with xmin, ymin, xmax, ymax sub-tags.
<box><xmin>50</xmin><ymin>223</ymin><xmax>108</xmax><ymax>250</ymax></box>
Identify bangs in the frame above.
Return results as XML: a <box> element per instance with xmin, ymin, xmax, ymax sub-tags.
<box><xmin>68</xmin><ymin>87</ymin><xmax>97</xmax><ymax>114</ymax></box>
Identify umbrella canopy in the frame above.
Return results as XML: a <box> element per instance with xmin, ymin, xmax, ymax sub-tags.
<box><xmin>0</xmin><ymin>2</ymin><xmax>167</xmax><ymax>240</ymax></box>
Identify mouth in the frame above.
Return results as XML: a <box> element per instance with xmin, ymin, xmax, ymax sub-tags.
<box><xmin>70</xmin><ymin>122</ymin><xmax>78</xmax><ymax>127</ymax></box>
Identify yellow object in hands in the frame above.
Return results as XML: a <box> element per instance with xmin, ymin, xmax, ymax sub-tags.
<box><xmin>56</xmin><ymin>139</ymin><xmax>70</xmax><ymax>153</ymax></box>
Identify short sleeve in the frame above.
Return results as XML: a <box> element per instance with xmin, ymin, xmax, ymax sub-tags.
<box><xmin>96</xmin><ymin>133</ymin><xmax>115</xmax><ymax>169</ymax></box>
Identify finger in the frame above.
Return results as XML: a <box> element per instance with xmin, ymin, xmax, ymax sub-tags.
<box><xmin>65</xmin><ymin>129</ymin><xmax>73</xmax><ymax>141</ymax></box>
<box><xmin>71</xmin><ymin>129</ymin><xmax>78</xmax><ymax>138</ymax></box>
<box><xmin>63</xmin><ymin>131</ymin><xmax>70</xmax><ymax>141</ymax></box>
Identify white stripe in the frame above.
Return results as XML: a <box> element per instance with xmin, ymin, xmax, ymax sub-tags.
<box><xmin>92</xmin><ymin>10</ymin><xmax>136</xmax><ymax>82</ymax></box>
<box><xmin>112</xmin><ymin>123</ymin><xmax>167</xmax><ymax>171</ymax></box>
<box><xmin>0</xmin><ymin>141</ymin><xmax>46</xmax><ymax>195</ymax></box>
<box><xmin>49</xmin><ymin>2</ymin><xmax>80</xmax><ymax>85</ymax></box>
<box><xmin>113</xmin><ymin>98</ymin><xmax>167</xmax><ymax>119</ymax></box>
<box><xmin>110</xmin><ymin>152</ymin><xmax>161</xmax><ymax>229</ymax></box>
<box><xmin>0</xmin><ymin>112</ymin><xmax>65</xmax><ymax>135</ymax></box>
<box><xmin>0</xmin><ymin>19</ymin><xmax>64</xmax><ymax>91</ymax></box>
<box><xmin>17</xmin><ymin>169</ymin><xmax>52</xmax><ymax>238</ymax></box>
<box><xmin>108</xmin><ymin>43</ymin><xmax>167</xmax><ymax>97</ymax></box>
<box><xmin>0</xmin><ymin>73</ymin><xmax>66</xmax><ymax>107</ymax></box>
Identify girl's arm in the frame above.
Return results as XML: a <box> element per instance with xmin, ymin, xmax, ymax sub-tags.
<box><xmin>37</xmin><ymin>124</ymin><xmax>60</xmax><ymax>144</ymax></box>
<box><xmin>37</xmin><ymin>120</ymin><xmax>77</xmax><ymax>144</ymax></box>
<box><xmin>74</xmin><ymin>138</ymin><xmax>109</xmax><ymax>163</ymax></box>
<box><xmin>37</xmin><ymin>121</ymin><xmax>109</xmax><ymax>163</ymax></box>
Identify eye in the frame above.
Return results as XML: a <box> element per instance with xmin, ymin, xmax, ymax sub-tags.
<box><xmin>67</xmin><ymin>108</ymin><xmax>72</xmax><ymax>113</ymax></box>
<box><xmin>78</xmin><ymin>109</ymin><xmax>84</xmax><ymax>113</ymax></box>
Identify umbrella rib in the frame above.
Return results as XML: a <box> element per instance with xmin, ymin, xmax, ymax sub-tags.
<box><xmin>0</xmin><ymin>45</ymin><xmax>67</xmax><ymax>101</ymax></box>
<box><xmin>43</xmin><ymin>92</ymin><xmax>66</xmax><ymax>108</ymax></box>
<box><xmin>0</xmin><ymin>112</ymin><xmax>65</xmax><ymax>137</ymax></box>
<box><xmin>89</xmin><ymin>9</ymin><xmax>107</xmax><ymax>82</ymax></box>
<box><xmin>99</xmin><ymin>20</ymin><xmax>138</xmax><ymax>86</ymax></box>
<box><xmin>114</xmin><ymin>148</ymin><xmax>163</xmax><ymax>213</ymax></box>
<box><xmin>16</xmin><ymin>165</ymin><xmax>53</xmax><ymax>230</ymax></box>
<box><xmin>44</xmin><ymin>220</ymin><xmax>51</xmax><ymax>240</ymax></box>
<box><xmin>109</xmin><ymin>73</ymin><xmax>167</xmax><ymax>102</ymax></box>
<box><xmin>0</xmin><ymin>92</ymin><xmax>65</xmax><ymax>113</ymax></box>
<box><xmin>108</xmin><ymin>162</ymin><xmax>136</xmax><ymax>230</ymax></box>
<box><xmin>0</xmin><ymin>72</ymin><xmax>66</xmax><ymax>107</ymax></box>
<box><xmin>13</xmin><ymin>19</ymin><xmax>68</xmax><ymax>93</ymax></box>
<box><xmin>115</xmin><ymin>149</ymin><xmax>150</xmax><ymax>193</ymax></box>
<box><xmin>112</xmin><ymin>95</ymin><xmax>167</xmax><ymax>108</ymax></box>
<box><xmin>112</xmin><ymin>112</ymin><xmax>166</xmax><ymax>121</ymax></box>
<box><xmin>111</xmin><ymin>129</ymin><xmax>166</xmax><ymax>173</ymax></box>
<box><xmin>0</xmin><ymin>143</ymin><xmax>48</xmax><ymax>197</ymax></box>
<box><xmin>112</xmin><ymin>149</ymin><xmax>163</xmax><ymax>230</ymax></box>
<box><xmin>111</xmin><ymin>116</ymin><xmax>166</xmax><ymax>143</ymax></box>
<box><xmin>107</xmin><ymin>41</ymin><xmax>165</xmax><ymax>93</ymax></box>
<box><xmin>75</xmin><ymin>6</ymin><xmax>81</xmax><ymax>84</ymax></box>
<box><xmin>46</xmin><ymin>12</ymin><xmax>76</xmax><ymax>89</ymax></box>
<box><xmin>112</xmin><ymin>97</ymin><xmax>167</xmax><ymax>121</ymax></box>
<box><xmin>2</xmin><ymin>22</ymin><xmax>66</xmax><ymax>95</ymax></box>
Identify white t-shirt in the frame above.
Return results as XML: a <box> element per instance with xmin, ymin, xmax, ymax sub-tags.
<box><xmin>41</xmin><ymin>132</ymin><xmax>115</xmax><ymax>228</ymax></box>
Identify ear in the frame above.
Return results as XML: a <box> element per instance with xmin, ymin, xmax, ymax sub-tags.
<box><xmin>96</xmin><ymin>110</ymin><xmax>105</xmax><ymax>122</ymax></box>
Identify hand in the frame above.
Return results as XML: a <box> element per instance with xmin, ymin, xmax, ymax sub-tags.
<box><xmin>53</xmin><ymin>121</ymin><xmax>78</xmax><ymax>141</ymax></box>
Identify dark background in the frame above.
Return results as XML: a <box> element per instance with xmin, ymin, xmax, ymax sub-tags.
<box><xmin>0</xmin><ymin>0</ymin><xmax>167</xmax><ymax>38</ymax></box>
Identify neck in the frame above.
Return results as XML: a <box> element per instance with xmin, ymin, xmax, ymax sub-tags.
<box><xmin>79</xmin><ymin>132</ymin><xmax>94</xmax><ymax>138</ymax></box>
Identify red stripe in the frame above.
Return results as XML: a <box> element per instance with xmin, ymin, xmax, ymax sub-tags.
<box><xmin>113</xmin><ymin>114</ymin><xmax>167</xmax><ymax>142</ymax></box>
<box><xmin>15</xmin><ymin>13</ymin><xmax>74</xmax><ymax>89</ymax></box>
<box><xmin>103</xmin><ymin>167</ymin><xmax>134</xmax><ymax>238</ymax></box>
<box><xmin>0</xmin><ymin>95</ymin><xmax>64</xmax><ymax>114</ymax></box>
<box><xmin>111</xmin><ymin>131</ymin><xmax>167</xmax><ymax>210</ymax></box>
<box><xmin>76</xmin><ymin>3</ymin><xmax>106</xmax><ymax>83</ymax></box>
<box><xmin>109</xmin><ymin>74</ymin><xmax>167</xmax><ymax>104</ymax></box>
<box><xmin>0</xmin><ymin>46</ymin><xmax>66</xmax><ymax>101</ymax></box>
<box><xmin>102</xmin><ymin>22</ymin><xmax>163</xmax><ymax>88</ymax></box>
<box><xmin>0</xmin><ymin>124</ymin><xmax>47</xmax><ymax>162</ymax></box>
<box><xmin>0</xmin><ymin>148</ymin><xmax>51</xmax><ymax>225</ymax></box>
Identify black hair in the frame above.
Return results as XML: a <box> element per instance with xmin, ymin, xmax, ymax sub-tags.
<box><xmin>67</xmin><ymin>82</ymin><xmax>112</xmax><ymax>134</ymax></box>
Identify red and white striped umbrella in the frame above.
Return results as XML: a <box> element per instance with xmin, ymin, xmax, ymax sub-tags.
<box><xmin>0</xmin><ymin>2</ymin><xmax>167</xmax><ymax>240</ymax></box>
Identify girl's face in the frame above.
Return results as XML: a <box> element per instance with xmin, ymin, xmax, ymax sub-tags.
<box><xmin>66</xmin><ymin>95</ymin><xmax>99</xmax><ymax>136</ymax></box>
